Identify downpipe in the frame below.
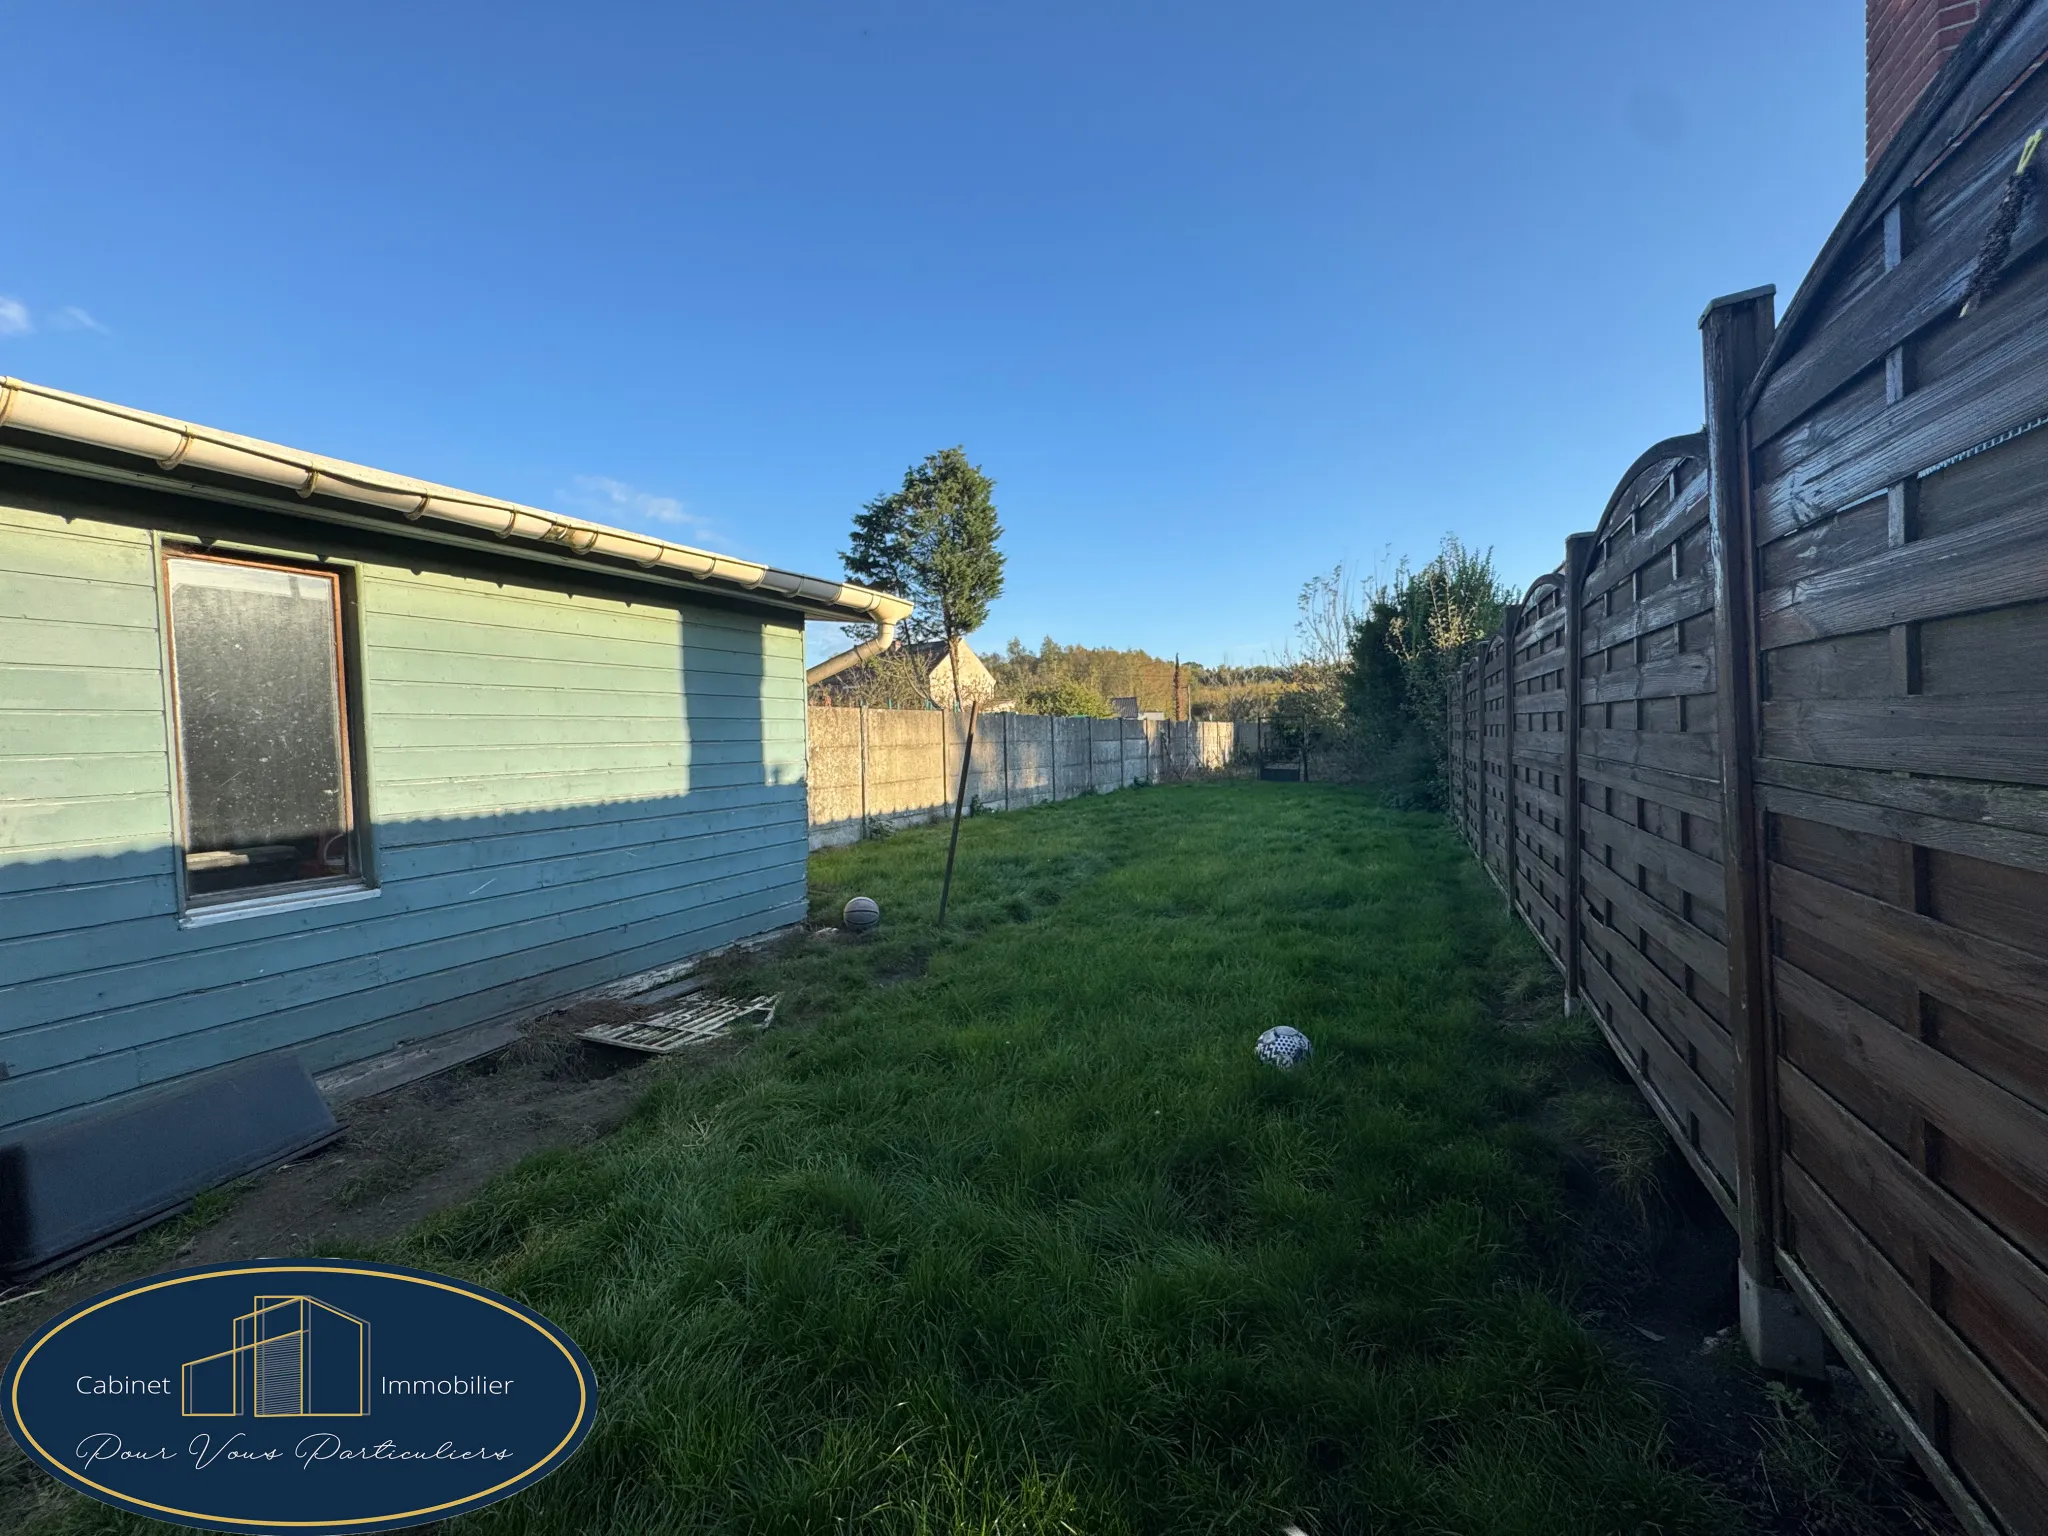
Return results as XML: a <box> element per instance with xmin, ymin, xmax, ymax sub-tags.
<box><xmin>805</xmin><ymin>620</ymin><xmax>898</xmax><ymax>686</ymax></box>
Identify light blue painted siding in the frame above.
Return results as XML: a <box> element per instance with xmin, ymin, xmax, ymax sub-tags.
<box><xmin>0</xmin><ymin>488</ymin><xmax>809</xmax><ymax>1132</ymax></box>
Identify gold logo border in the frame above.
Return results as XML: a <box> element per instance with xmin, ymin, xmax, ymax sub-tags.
<box><xmin>8</xmin><ymin>1263</ymin><xmax>591</xmax><ymax>1529</ymax></box>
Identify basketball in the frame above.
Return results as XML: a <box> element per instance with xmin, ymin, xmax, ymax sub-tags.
<box><xmin>843</xmin><ymin>896</ymin><xmax>881</xmax><ymax>932</ymax></box>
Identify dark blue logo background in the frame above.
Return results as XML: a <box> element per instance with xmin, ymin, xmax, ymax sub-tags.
<box><xmin>3</xmin><ymin>1259</ymin><xmax>596</xmax><ymax>1533</ymax></box>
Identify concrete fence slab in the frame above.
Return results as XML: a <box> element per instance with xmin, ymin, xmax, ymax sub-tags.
<box><xmin>807</xmin><ymin>707</ymin><xmax>1245</xmax><ymax>848</ymax></box>
<box><xmin>1005</xmin><ymin>714</ymin><xmax>1054</xmax><ymax>807</ymax></box>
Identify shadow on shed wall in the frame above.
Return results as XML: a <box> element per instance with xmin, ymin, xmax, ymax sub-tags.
<box><xmin>1</xmin><ymin>621</ymin><xmax>799</xmax><ymax>1136</ymax></box>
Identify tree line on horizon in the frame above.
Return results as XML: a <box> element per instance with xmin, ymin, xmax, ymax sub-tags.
<box><xmin>821</xmin><ymin>445</ymin><xmax>1513</xmax><ymax>793</ymax></box>
<box><xmin>819</xmin><ymin>442</ymin><xmax>1313</xmax><ymax>719</ymax></box>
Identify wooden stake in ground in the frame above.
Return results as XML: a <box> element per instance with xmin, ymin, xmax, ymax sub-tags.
<box><xmin>938</xmin><ymin>698</ymin><xmax>980</xmax><ymax>923</ymax></box>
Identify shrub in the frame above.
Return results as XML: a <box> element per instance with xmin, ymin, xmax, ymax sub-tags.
<box><xmin>1022</xmin><ymin>679</ymin><xmax>1114</xmax><ymax>717</ymax></box>
<box><xmin>1344</xmin><ymin>537</ymin><xmax>1513</xmax><ymax>803</ymax></box>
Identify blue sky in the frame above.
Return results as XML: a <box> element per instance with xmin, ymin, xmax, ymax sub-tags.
<box><xmin>1</xmin><ymin>2</ymin><xmax>1864</xmax><ymax>666</ymax></box>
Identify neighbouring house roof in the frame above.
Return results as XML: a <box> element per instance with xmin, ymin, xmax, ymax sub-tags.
<box><xmin>0</xmin><ymin>376</ymin><xmax>913</xmax><ymax>628</ymax></box>
<box><xmin>911</xmin><ymin>639</ymin><xmax>997</xmax><ymax>707</ymax></box>
<box><xmin>818</xmin><ymin>637</ymin><xmax>998</xmax><ymax>708</ymax></box>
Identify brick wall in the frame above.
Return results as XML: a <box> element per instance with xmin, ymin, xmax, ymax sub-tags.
<box><xmin>1867</xmin><ymin>0</ymin><xmax>1980</xmax><ymax>169</ymax></box>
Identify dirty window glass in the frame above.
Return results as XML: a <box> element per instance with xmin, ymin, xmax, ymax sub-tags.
<box><xmin>167</xmin><ymin>556</ymin><xmax>358</xmax><ymax>902</ymax></box>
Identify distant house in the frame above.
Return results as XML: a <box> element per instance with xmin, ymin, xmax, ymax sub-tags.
<box><xmin>1109</xmin><ymin>696</ymin><xmax>1166</xmax><ymax>722</ymax></box>
<box><xmin>0</xmin><ymin>376</ymin><xmax>910</xmax><ymax>1139</ymax></box>
<box><xmin>818</xmin><ymin>636</ymin><xmax>999</xmax><ymax>710</ymax></box>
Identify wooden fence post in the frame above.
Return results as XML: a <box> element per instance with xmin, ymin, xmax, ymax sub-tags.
<box><xmin>1561</xmin><ymin>533</ymin><xmax>1593</xmax><ymax>1015</ymax></box>
<box><xmin>1702</xmin><ymin>284</ymin><xmax>1821</xmax><ymax>1375</ymax></box>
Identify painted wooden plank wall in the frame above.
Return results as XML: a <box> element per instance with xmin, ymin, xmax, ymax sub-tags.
<box><xmin>0</xmin><ymin>494</ymin><xmax>807</xmax><ymax>1133</ymax></box>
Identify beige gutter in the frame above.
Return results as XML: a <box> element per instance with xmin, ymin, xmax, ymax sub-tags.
<box><xmin>0</xmin><ymin>376</ymin><xmax>913</xmax><ymax>628</ymax></box>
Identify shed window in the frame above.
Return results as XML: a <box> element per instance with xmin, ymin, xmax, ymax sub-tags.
<box><xmin>165</xmin><ymin>553</ymin><xmax>361</xmax><ymax>904</ymax></box>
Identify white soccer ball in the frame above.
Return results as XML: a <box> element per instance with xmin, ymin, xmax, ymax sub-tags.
<box><xmin>842</xmin><ymin>896</ymin><xmax>881</xmax><ymax>932</ymax></box>
<box><xmin>1254</xmin><ymin>1026</ymin><xmax>1313</xmax><ymax>1069</ymax></box>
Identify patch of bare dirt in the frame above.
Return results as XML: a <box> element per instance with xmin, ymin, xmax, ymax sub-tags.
<box><xmin>2</xmin><ymin>1008</ymin><xmax>749</xmax><ymax>1343</ymax></box>
<box><xmin>0</xmin><ymin>982</ymin><xmax>772</xmax><ymax>1529</ymax></box>
<box><xmin>1549</xmin><ymin>1061</ymin><xmax>1960</xmax><ymax>1535</ymax></box>
<box><xmin>0</xmin><ymin>962</ymin><xmax>806</xmax><ymax>1531</ymax></box>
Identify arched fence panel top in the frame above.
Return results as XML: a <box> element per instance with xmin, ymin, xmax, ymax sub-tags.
<box><xmin>1592</xmin><ymin>434</ymin><xmax>1709</xmax><ymax>539</ymax></box>
<box><xmin>1569</xmin><ymin>434</ymin><xmax>1737</xmax><ymax>1227</ymax></box>
<box><xmin>1514</xmin><ymin>570</ymin><xmax>1570</xmax><ymax>646</ymax></box>
<box><xmin>1581</xmin><ymin>434</ymin><xmax>1712</xmax><ymax>613</ymax></box>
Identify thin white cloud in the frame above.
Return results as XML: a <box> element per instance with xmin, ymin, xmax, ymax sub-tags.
<box><xmin>562</xmin><ymin>474</ymin><xmax>716</xmax><ymax>542</ymax></box>
<box><xmin>49</xmin><ymin>306</ymin><xmax>110</xmax><ymax>335</ymax></box>
<box><xmin>0</xmin><ymin>297</ymin><xmax>30</xmax><ymax>336</ymax></box>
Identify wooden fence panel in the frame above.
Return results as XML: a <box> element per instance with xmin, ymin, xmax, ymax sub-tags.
<box><xmin>1461</xmin><ymin>658</ymin><xmax>1484</xmax><ymax>851</ymax></box>
<box><xmin>1441</xmin><ymin>9</ymin><xmax>2048</xmax><ymax>1522</ymax></box>
<box><xmin>1510</xmin><ymin>576</ymin><xmax>1571</xmax><ymax>972</ymax></box>
<box><xmin>1741</xmin><ymin>9</ymin><xmax>2048</xmax><ymax>1524</ymax></box>
<box><xmin>1448</xmin><ymin>663</ymin><xmax>1469</xmax><ymax>848</ymax></box>
<box><xmin>1572</xmin><ymin>436</ymin><xmax>1739</xmax><ymax>1217</ymax></box>
<box><xmin>1481</xmin><ymin>632</ymin><xmax>1513</xmax><ymax>885</ymax></box>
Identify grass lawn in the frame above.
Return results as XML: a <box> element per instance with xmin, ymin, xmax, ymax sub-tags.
<box><xmin>36</xmin><ymin>782</ymin><xmax>1747</xmax><ymax>1534</ymax></box>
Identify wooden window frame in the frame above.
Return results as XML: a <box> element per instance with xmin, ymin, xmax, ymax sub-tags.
<box><xmin>160</xmin><ymin>545</ymin><xmax>372</xmax><ymax>916</ymax></box>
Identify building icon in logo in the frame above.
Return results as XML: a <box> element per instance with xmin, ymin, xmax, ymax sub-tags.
<box><xmin>181</xmin><ymin>1296</ymin><xmax>370</xmax><ymax>1418</ymax></box>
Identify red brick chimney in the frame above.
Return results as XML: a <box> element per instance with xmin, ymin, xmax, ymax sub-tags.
<box><xmin>1868</xmin><ymin>1</ymin><xmax>1981</xmax><ymax>169</ymax></box>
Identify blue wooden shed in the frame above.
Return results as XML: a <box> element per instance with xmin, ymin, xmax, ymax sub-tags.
<box><xmin>0</xmin><ymin>377</ymin><xmax>909</xmax><ymax>1140</ymax></box>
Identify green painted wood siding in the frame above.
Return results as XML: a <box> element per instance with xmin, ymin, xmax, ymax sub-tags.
<box><xmin>0</xmin><ymin>493</ymin><xmax>808</xmax><ymax>1132</ymax></box>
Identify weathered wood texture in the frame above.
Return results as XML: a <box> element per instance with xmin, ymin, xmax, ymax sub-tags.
<box><xmin>1510</xmin><ymin>576</ymin><xmax>1571</xmax><ymax>973</ymax></box>
<box><xmin>1575</xmin><ymin>442</ymin><xmax>1738</xmax><ymax>1217</ymax></box>
<box><xmin>1745</xmin><ymin>7</ymin><xmax>2048</xmax><ymax>1523</ymax></box>
<box><xmin>1448</xmin><ymin>665</ymin><xmax>1472</xmax><ymax>853</ymax></box>
<box><xmin>1480</xmin><ymin>633</ymin><xmax>1512</xmax><ymax>886</ymax></box>
<box><xmin>1706</xmin><ymin>289</ymin><xmax>1783</xmax><ymax>1295</ymax></box>
<box><xmin>1447</xmin><ymin>12</ymin><xmax>2048</xmax><ymax>1524</ymax></box>
<box><xmin>1457</xmin><ymin>658</ymin><xmax>1483</xmax><ymax>853</ymax></box>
